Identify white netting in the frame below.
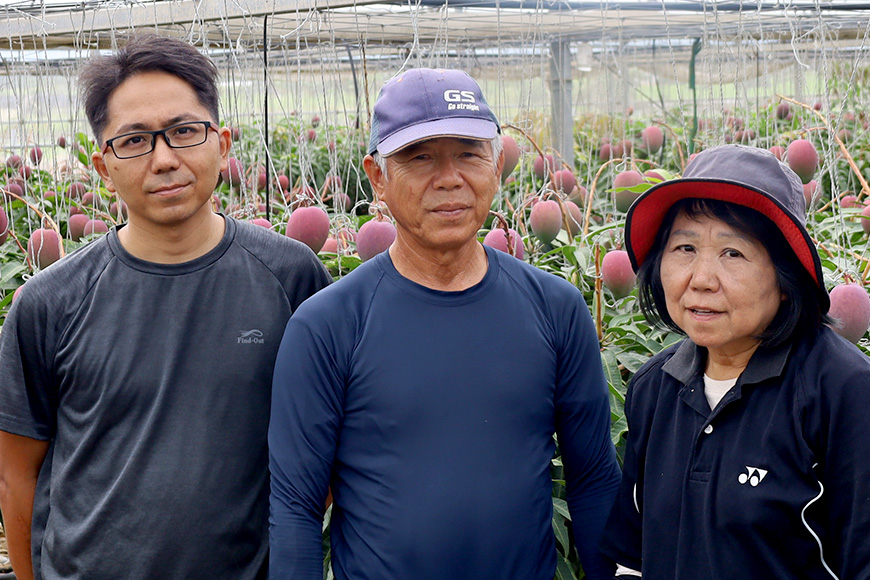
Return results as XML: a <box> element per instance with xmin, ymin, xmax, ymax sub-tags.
<box><xmin>1</xmin><ymin>1</ymin><xmax>870</xmax><ymax>282</ymax></box>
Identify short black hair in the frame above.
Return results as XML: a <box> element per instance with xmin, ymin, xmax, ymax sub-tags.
<box><xmin>636</xmin><ymin>198</ymin><xmax>831</xmax><ymax>347</ymax></box>
<box><xmin>79</xmin><ymin>34</ymin><xmax>220</xmax><ymax>143</ymax></box>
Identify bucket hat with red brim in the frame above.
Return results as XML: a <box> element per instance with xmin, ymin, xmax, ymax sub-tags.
<box><xmin>625</xmin><ymin>144</ymin><xmax>829</xmax><ymax>311</ymax></box>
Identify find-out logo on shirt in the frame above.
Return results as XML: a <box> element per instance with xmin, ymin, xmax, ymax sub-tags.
<box><xmin>738</xmin><ymin>466</ymin><xmax>768</xmax><ymax>487</ymax></box>
<box><xmin>443</xmin><ymin>89</ymin><xmax>480</xmax><ymax>112</ymax></box>
<box><xmin>238</xmin><ymin>329</ymin><xmax>265</xmax><ymax>344</ymax></box>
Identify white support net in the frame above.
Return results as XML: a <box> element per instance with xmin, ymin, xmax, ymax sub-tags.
<box><xmin>1</xmin><ymin>1</ymin><xmax>870</xmax><ymax>286</ymax></box>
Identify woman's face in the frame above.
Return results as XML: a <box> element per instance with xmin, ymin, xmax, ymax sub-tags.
<box><xmin>660</xmin><ymin>212</ymin><xmax>785</xmax><ymax>360</ymax></box>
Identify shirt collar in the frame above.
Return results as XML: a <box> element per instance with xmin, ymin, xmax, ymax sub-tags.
<box><xmin>662</xmin><ymin>337</ymin><xmax>794</xmax><ymax>386</ymax></box>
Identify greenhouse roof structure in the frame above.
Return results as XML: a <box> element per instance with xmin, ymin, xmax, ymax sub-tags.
<box><xmin>2</xmin><ymin>1</ymin><xmax>870</xmax><ymax>52</ymax></box>
<box><xmin>3</xmin><ymin>0</ymin><xmax>870</xmax><ymax>168</ymax></box>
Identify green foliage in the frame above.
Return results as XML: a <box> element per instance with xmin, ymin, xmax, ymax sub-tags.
<box><xmin>3</xmin><ymin>100</ymin><xmax>870</xmax><ymax>580</ymax></box>
<box><xmin>75</xmin><ymin>132</ymin><xmax>96</xmax><ymax>167</ymax></box>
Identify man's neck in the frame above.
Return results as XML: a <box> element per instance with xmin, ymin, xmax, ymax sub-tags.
<box><xmin>388</xmin><ymin>241</ymin><xmax>488</xmax><ymax>292</ymax></box>
<box><xmin>117</xmin><ymin>211</ymin><xmax>226</xmax><ymax>264</ymax></box>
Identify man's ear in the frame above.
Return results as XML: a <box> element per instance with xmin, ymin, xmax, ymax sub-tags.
<box><xmin>363</xmin><ymin>155</ymin><xmax>384</xmax><ymax>193</ymax></box>
<box><xmin>217</xmin><ymin>125</ymin><xmax>232</xmax><ymax>172</ymax></box>
<box><xmin>363</xmin><ymin>154</ymin><xmax>389</xmax><ymax>207</ymax></box>
<box><xmin>92</xmin><ymin>150</ymin><xmax>117</xmax><ymax>193</ymax></box>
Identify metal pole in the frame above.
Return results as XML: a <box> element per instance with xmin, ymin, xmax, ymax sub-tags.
<box><xmin>345</xmin><ymin>44</ymin><xmax>361</xmax><ymax>129</ymax></box>
<box><xmin>549</xmin><ymin>39</ymin><xmax>574</xmax><ymax>171</ymax></box>
<box><xmin>263</xmin><ymin>14</ymin><xmax>271</xmax><ymax>216</ymax></box>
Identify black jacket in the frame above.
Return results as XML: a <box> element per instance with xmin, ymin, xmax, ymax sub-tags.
<box><xmin>601</xmin><ymin>326</ymin><xmax>870</xmax><ymax>579</ymax></box>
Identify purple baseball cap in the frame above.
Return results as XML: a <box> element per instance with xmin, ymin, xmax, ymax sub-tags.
<box><xmin>368</xmin><ymin>68</ymin><xmax>500</xmax><ymax>156</ymax></box>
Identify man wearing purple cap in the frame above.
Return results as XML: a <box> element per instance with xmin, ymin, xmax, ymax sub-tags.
<box><xmin>269</xmin><ymin>68</ymin><xmax>620</xmax><ymax>580</ymax></box>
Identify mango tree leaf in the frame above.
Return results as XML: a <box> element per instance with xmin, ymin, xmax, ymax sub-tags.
<box><xmin>615</xmin><ymin>350</ymin><xmax>653</xmax><ymax>374</ymax></box>
<box><xmin>600</xmin><ymin>349</ymin><xmax>623</xmax><ymax>394</ymax></box>
<box><xmin>611</xmin><ymin>413</ymin><xmax>628</xmax><ymax>446</ymax></box>
<box><xmin>552</xmin><ymin>515</ymin><xmax>570</xmax><ymax>555</ymax></box>
<box><xmin>75</xmin><ymin>132</ymin><xmax>94</xmax><ymax>167</ymax></box>
<box><xmin>554</xmin><ymin>554</ymin><xmax>578</xmax><ymax>580</ymax></box>
<box><xmin>553</xmin><ymin>497</ymin><xmax>572</xmax><ymax>521</ymax></box>
<box><xmin>0</xmin><ymin>263</ymin><xmax>26</xmax><ymax>289</ymax></box>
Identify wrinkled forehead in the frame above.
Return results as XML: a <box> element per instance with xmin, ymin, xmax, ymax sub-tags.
<box><xmin>667</xmin><ymin>209</ymin><xmax>764</xmax><ymax>246</ymax></box>
<box><xmin>395</xmin><ymin>136</ymin><xmax>491</xmax><ymax>152</ymax></box>
<box><xmin>665</xmin><ymin>198</ymin><xmax>766</xmax><ymax>238</ymax></box>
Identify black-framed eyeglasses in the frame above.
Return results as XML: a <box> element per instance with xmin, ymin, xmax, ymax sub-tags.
<box><xmin>102</xmin><ymin>121</ymin><xmax>218</xmax><ymax>159</ymax></box>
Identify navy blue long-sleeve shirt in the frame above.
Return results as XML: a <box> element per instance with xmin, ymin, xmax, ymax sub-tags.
<box><xmin>269</xmin><ymin>246</ymin><xmax>620</xmax><ymax>579</ymax></box>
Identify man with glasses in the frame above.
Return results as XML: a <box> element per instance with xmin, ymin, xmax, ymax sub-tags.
<box><xmin>103</xmin><ymin>121</ymin><xmax>219</xmax><ymax>160</ymax></box>
<box><xmin>0</xmin><ymin>34</ymin><xmax>330</xmax><ymax>580</ymax></box>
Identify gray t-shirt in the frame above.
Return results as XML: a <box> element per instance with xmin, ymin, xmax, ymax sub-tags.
<box><xmin>0</xmin><ymin>216</ymin><xmax>331</xmax><ymax>580</ymax></box>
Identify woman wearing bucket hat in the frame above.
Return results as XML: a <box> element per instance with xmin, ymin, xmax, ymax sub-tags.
<box><xmin>599</xmin><ymin>145</ymin><xmax>870</xmax><ymax>578</ymax></box>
